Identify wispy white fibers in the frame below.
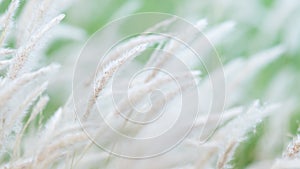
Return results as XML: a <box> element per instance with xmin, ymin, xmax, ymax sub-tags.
<box><xmin>223</xmin><ymin>45</ymin><xmax>285</xmax><ymax>106</ymax></box>
<box><xmin>84</xmin><ymin>43</ymin><xmax>149</xmax><ymax>120</ymax></box>
<box><xmin>0</xmin><ymin>64</ymin><xmax>59</xmax><ymax>108</ymax></box>
<box><xmin>0</xmin><ymin>48</ymin><xmax>14</xmax><ymax>56</ymax></box>
<box><xmin>17</xmin><ymin>0</ymin><xmax>74</xmax><ymax>45</ymax></box>
<box><xmin>0</xmin><ymin>0</ymin><xmax>19</xmax><ymax>46</ymax></box>
<box><xmin>145</xmin><ymin>16</ymin><xmax>177</xmax><ymax>33</ymax></box>
<box><xmin>0</xmin><ymin>1</ymin><xmax>87</xmax><ymax>169</ymax></box>
<box><xmin>144</xmin><ymin>19</ymin><xmax>207</xmax><ymax>82</ymax></box>
<box><xmin>214</xmin><ymin>101</ymin><xmax>278</xmax><ymax>169</ymax></box>
<box><xmin>205</xmin><ymin>21</ymin><xmax>235</xmax><ymax>45</ymax></box>
<box><xmin>273</xmin><ymin>135</ymin><xmax>300</xmax><ymax>169</ymax></box>
<box><xmin>283</xmin><ymin>135</ymin><xmax>300</xmax><ymax>159</ymax></box>
<box><xmin>101</xmin><ymin>35</ymin><xmax>165</xmax><ymax>67</ymax></box>
<box><xmin>13</xmin><ymin>95</ymin><xmax>49</xmax><ymax>158</ymax></box>
<box><xmin>0</xmin><ymin>0</ymin><xmax>298</xmax><ymax>168</ymax></box>
<box><xmin>0</xmin><ymin>59</ymin><xmax>12</xmax><ymax>70</ymax></box>
<box><xmin>114</xmin><ymin>71</ymin><xmax>201</xmax><ymax>116</ymax></box>
<box><xmin>8</xmin><ymin>14</ymin><xmax>65</xmax><ymax>79</ymax></box>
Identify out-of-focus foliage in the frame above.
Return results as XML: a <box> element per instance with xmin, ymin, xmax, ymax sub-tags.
<box><xmin>0</xmin><ymin>0</ymin><xmax>300</xmax><ymax>168</ymax></box>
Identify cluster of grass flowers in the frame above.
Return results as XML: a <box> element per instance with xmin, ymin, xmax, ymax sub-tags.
<box><xmin>0</xmin><ymin>0</ymin><xmax>300</xmax><ymax>169</ymax></box>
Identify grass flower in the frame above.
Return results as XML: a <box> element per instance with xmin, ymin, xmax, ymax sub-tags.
<box><xmin>0</xmin><ymin>0</ymin><xmax>299</xmax><ymax>168</ymax></box>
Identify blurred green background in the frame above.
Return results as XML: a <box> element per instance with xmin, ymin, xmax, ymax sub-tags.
<box><xmin>1</xmin><ymin>0</ymin><xmax>300</xmax><ymax>168</ymax></box>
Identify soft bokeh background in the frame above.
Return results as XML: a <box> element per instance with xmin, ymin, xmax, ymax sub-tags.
<box><xmin>1</xmin><ymin>0</ymin><xmax>300</xmax><ymax>168</ymax></box>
